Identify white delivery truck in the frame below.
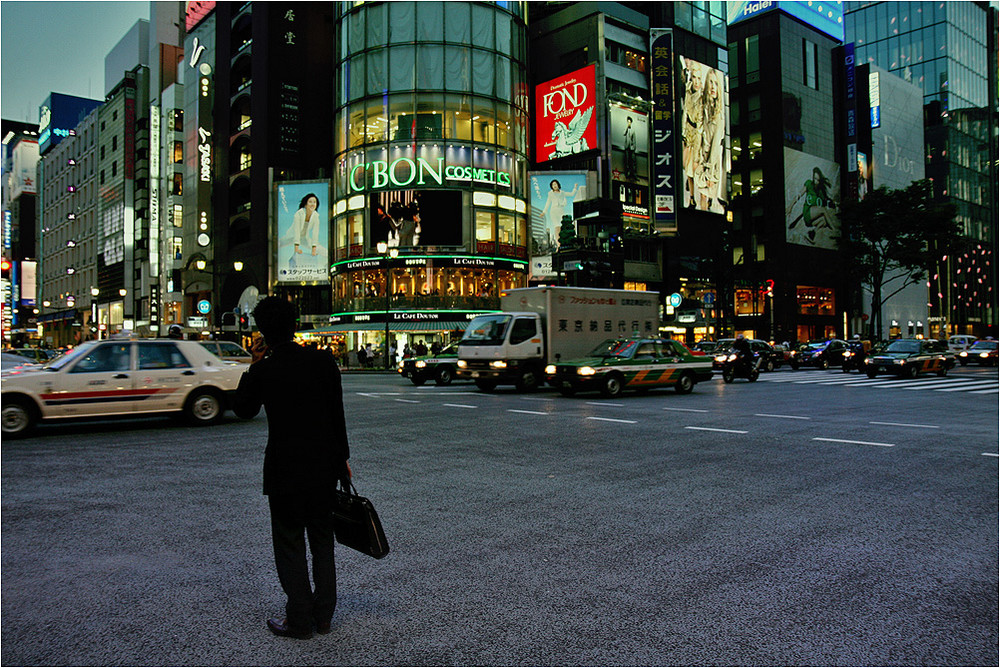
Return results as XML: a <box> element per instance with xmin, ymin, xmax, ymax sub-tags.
<box><xmin>456</xmin><ymin>286</ymin><xmax>660</xmax><ymax>391</ymax></box>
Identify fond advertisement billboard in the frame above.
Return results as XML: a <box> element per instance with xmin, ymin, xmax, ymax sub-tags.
<box><xmin>678</xmin><ymin>56</ymin><xmax>728</xmax><ymax>214</ymax></box>
<box><xmin>529</xmin><ymin>171</ymin><xmax>589</xmax><ymax>279</ymax></box>
<box><xmin>784</xmin><ymin>147</ymin><xmax>841</xmax><ymax>250</ymax></box>
<box><xmin>275</xmin><ymin>180</ymin><xmax>330</xmax><ymax>284</ymax></box>
<box><xmin>535</xmin><ymin>64</ymin><xmax>597</xmax><ymax>163</ymax></box>
<box><xmin>368</xmin><ymin>189</ymin><xmax>462</xmax><ymax>249</ymax></box>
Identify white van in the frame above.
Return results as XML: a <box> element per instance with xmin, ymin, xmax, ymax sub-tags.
<box><xmin>947</xmin><ymin>335</ymin><xmax>977</xmax><ymax>353</ymax></box>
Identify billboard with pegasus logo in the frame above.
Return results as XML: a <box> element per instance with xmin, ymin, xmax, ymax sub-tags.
<box><xmin>535</xmin><ymin>64</ymin><xmax>598</xmax><ymax>164</ymax></box>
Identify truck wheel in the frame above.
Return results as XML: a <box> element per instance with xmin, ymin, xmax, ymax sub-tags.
<box><xmin>674</xmin><ymin>372</ymin><xmax>695</xmax><ymax>394</ymax></box>
<box><xmin>1</xmin><ymin>396</ymin><xmax>37</xmax><ymax>438</ymax></box>
<box><xmin>601</xmin><ymin>373</ymin><xmax>624</xmax><ymax>397</ymax></box>
<box><xmin>475</xmin><ymin>379</ymin><xmax>497</xmax><ymax>392</ymax></box>
<box><xmin>515</xmin><ymin>369</ymin><xmax>539</xmax><ymax>392</ymax></box>
<box><xmin>722</xmin><ymin>368</ymin><xmax>735</xmax><ymax>384</ymax></box>
<box><xmin>435</xmin><ymin>366</ymin><xmax>453</xmax><ymax>386</ymax></box>
<box><xmin>184</xmin><ymin>388</ymin><xmax>224</xmax><ymax>426</ymax></box>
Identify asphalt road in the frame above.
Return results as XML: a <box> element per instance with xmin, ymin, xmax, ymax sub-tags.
<box><xmin>2</xmin><ymin>366</ymin><xmax>997</xmax><ymax>666</ymax></box>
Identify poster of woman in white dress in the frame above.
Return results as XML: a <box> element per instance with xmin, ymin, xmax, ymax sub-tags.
<box><xmin>276</xmin><ymin>181</ymin><xmax>330</xmax><ymax>283</ymax></box>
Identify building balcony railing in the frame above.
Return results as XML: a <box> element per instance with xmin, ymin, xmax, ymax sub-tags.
<box><xmin>333</xmin><ymin>294</ymin><xmax>500</xmax><ymax>314</ymax></box>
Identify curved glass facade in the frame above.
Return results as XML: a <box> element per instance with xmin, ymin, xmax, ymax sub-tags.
<box><xmin>328</xmin><ymin>1</ymin><xmax>530</xmax><ymax>354</ymax></box>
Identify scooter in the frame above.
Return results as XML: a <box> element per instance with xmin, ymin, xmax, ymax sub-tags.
<box><xmin>721</xmin><ymin>351</ymin><xmax>761</xmax><ymax>383</ymax></box>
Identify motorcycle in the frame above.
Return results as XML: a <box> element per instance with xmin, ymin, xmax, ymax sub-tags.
<box><xmin>721</xmin><ymin>351</ymin><xmax>761</xmax><ymax>383</ymax></box>
<box><xmin>841</xmin><ymin>344</ymin><xmax>868</xmax><ymax>373</ymax></box>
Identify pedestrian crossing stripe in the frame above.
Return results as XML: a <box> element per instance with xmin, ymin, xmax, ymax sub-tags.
<box><xmin>738</xmin><ymin>371</ymin><xmax>997</xmax><ymax>394</ymax></box>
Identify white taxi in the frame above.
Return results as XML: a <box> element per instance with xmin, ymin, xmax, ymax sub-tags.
<box><xmin>1</xmin><ymin>338</ymin><xmax>247</xmax><ymax>438</ymax></box>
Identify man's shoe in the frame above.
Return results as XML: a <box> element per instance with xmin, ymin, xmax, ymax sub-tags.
<box><xmin>267</xmin><ymin>618</ymin><xmax>313</xmax><ymax>640</ymax></box>
<box><xmin>315</xmin><ymin>620</ymin><xmax>332</xmax><ymax>635</ymax></box>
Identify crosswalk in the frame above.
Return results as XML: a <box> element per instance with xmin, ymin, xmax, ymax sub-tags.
<box><xmin>742</xmin><ymin>370</ymin><xmax>999</xmax><ymax>395</ymax></box>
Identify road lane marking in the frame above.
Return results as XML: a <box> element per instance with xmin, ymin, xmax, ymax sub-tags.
<box><xmin>869</xmin><ymin>421</ymin><xmax>940</xmax><ymax>429</ymax></box>
<box><xmin>755</xmin><ymin>413</ymin><xmax>811</xmax><ymax>420</ymax></box>
<box><xmin>902</xmin><ymin>379</ymin><xmax>994</xmax><ymax>390</ymax></box>
<box><xmin>394</xmin><ymin>398</ymin><xmax>421</xmax><ymax>404</ymax></box>
<box><xmin>508</xmin><ymin>409</ymin><xmax>548</xmax><ymax>416</ymax></box>
<box><xmin>356</xmin><ymin>392</ymin><xmax>402</xmax><ymax>397</ymax></box>
<box><xmin>586</xmin><ymin>402</ymin><xmax>625</xmax><ymax>407</ymax></box>
<box><xmin>586</xmin><ymin>417</ymin><xmax>637</xmax><ymax>424</ymax></box>
<box><xmin>935</xmin><ymin>381</ymin><xmax>999</xmax><ymax>392</ymax></box>
<box><xmin>664</xmin><ymin>407</ymin><xmax>709</xmax><ymax>413</ymax></box>
<box><xmin>443</xmin><ymin>403</ymin><xmax>477</xmax><ymax>409</ymax></box>
<box><xmin>685</xmin><ymin>426</ymin><xmax>748</xmax><ymax>434</ymax></box>
<box><xmin>813</xmin><ymin>437</ymin><xmax>895</xmax><ymax>447</ymax></box>
<box><xmin>983</xmin><ymin>453</ymin><xmax>999</xmax><ymax>458</ymax></box>
<box><xmin>970</xmin><ymin>387</ymin><xmax>1000</xmax><ymax>394</ymax></box>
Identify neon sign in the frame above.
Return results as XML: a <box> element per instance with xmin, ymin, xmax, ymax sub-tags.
<box><xmin>347</xmin><ymin>155</ymin><xmax>512</xmax><ymax>192</ymax></box>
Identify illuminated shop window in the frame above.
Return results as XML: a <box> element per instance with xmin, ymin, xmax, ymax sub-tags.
<box><xmin>796</xmin><ymin>285</ymin><xmax>836</xmax><ymax>316</ymax></box>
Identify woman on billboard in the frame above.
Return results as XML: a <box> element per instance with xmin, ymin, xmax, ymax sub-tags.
<box><xmin>290</xmin><ymin>193</ymin><xmax>322</xmax><ymax>259</ymax></box>
<box><xmin>541</xmin><ymin>179</ymin><xmax>580</xmax><ymax>249</ymax></box>
<box><xmin>786</xmin><ymin>167</ymin><xmax>837</xmax><ymax>244</ymax></box>
<box><xmin>695</xmin><ymin>68</ymin><xmax>726</xmax><ymax>212</ymax></box>
<box><xmin>681</xmin><ymin>58</ymin><xmax>705</xmax><ymax>208</ymax></box>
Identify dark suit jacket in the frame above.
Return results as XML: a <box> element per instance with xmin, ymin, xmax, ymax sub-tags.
<box><xmin>233</xmin><ymin>341</ymin><xmax>350</xmax><ymax>496</ymax></box>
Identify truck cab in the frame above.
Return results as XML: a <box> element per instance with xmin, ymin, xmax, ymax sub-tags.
<box><xmin>456</xmin><ymin>312</ymin><xmax>545</xmax><ymax>391</ymax></box>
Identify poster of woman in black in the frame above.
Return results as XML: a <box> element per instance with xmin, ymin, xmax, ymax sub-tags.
<box><xmin>369</xmin><ymin>190</ymin><xmax>462</xmax><ymax>249</ymax></box>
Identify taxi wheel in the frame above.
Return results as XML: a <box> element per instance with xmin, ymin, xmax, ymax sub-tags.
<box><xmin>905</xmin><ymin>365</ymin><xmax>919</xmax><ymax>379</ymax></box>
<box><xmin>184</xmin><ymin>389</ymin><xmax>224</xmax><ymax>426</ymax></box>
<box><xmin>674</xmin><ymin>372</ymin><xmax>695</xmax><ymax>394</ymax></box>
<box><xmin>764</xmin><ymin>359</ymin><xmax>775</xmax><ymax>373</ymax></box>
<box><xmin>866</xmin><ymin>371</ymin><xmax>878</xmax><ymax>379</ymax></box>
<box><xmin>818</xmin><ymin>359</ymin><xmax>829</xmax><ymax>370</ymax></box>
<box><xmin>601</xmin><ymin>373</ymin><xmax>624</xmax><ymax>397</ymax></box>
<box><xmin>435</xmin><ymin>366</ymin><xmax>454</xmax><ymax>386</ymax></box>
<box><xmin>936</xmin><ymin>366</ymin><xmax>947</xmax><ymax>377</ymax></box>
<box><xmin>1</xmin><ymin>397</ymin><xmax>37</xmax><ymax>439</ymax></box>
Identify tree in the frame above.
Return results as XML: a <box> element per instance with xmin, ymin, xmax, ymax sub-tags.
<box><xmin>839</xmin><ymin>179</ymin><xmax>960</xmax><ymax>339</ymax></box>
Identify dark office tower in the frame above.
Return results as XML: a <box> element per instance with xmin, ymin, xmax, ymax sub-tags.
<box><xmin>326</xmin><ymin>2</ymin><xmax>531</xmax><ymax>360</ymax></box>
<box><xmin>845</xmin><ymin>1</ymin><xmax>998</xmax><ymax>337</ymax></box>
<box><xmin>528</xmin><ymin>2</ymin><xmax>730</xmax><ymax>343</ymax></box>
<box><xmin>1</xmin><ymin>121</ymin><xmax>40</xmax><ymax>345</ymax></box>
<box><xmin>727</xmin><ymin>4</ymin><xmax>847</xmax><ymax>343</ymax></box>
<box><xmin>181</xmin><ymin>2</ymin><xmax>334</xmax><ymax>337</ymax></box>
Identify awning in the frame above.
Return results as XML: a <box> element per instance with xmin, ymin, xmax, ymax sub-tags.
<box><xmin>305</xmin><ymin>321</ymin><xmax>470</xmax><ymax>334</ymax></box>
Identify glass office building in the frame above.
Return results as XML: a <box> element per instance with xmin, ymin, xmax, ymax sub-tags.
<box><xmin>326</xmin><ymin>2</ymin><xmax>531</xmax><ymax>357</ymax></box>
<box><xmin>845</xmin><ymin>1</ymin><xmax>997</xmax><ymax>336</ymax></box>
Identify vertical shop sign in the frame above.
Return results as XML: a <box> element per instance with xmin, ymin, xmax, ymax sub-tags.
<box><xmin>842</xmin><ymin>43</ymin><xmax>858</xmax><ymax>202</ymax></box>
<box><xmin>649</xmin><ymin>29</ymin><xmax>676</xmax><ymax>233</ymax></box>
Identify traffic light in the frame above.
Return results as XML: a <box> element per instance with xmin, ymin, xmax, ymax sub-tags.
<box><xmin>239</xmin><ymin>314</ymin><xmax>249</xmax><ymax>331</ymax></box>
<box><xmin>0</xmin><ymin>258</ymin><xmax>10</xmax><ymax>280</ymax></box>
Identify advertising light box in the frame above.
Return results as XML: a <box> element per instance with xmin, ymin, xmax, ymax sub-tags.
<box><xmin>727</xmin><ymin>1</ymin><xmax>844</xmax><ymax>42</ymax></box>
<box><xmin>275</xmin><ymin>180</ymin><xmax>331</xmax><ymax>284</ymax></box>
<box><xmin>535</xmin><ymin>64</ymin><xmax>598</xmax><ymax>163</ymax></box>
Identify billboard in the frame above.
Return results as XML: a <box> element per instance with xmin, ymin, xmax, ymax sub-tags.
<box><xmin>678</xmin><ymin>56</ymin><xmax>729</xmax><ymax>214</ymax></box>
<box><xmin>728</xmin><ymin>1</ymin><xmax>845</xmax><ymax>42</ymax></box>
<box><xmin>275</xmin><ymin>181</ymin><xmax>330</xmax><ymax>284</ymax></box>
<box><xmin>38</xmin><ymin>93</ymin><xmax>102</xmax><ymax>154</ymax></box>
<box><xmin>528</xmin><ymin>171</ymin><xmax>590</xmax><ymax>279</ymax></box>
<box><xmin>535</xmin><ymin>64</ymin><xmax>597</xmax><ymax>163</ymax></box>
<box><xmin>650</xmin><ymin>29</ymin><xmax>677</xmax><ymax>232</ymax></box>
<box><xmin>368</xmin><ymin>189</ymin><xmax>462</xmax><ymax>249</ymax></box>
<box><xmin>609</xmin><ymin>103</ymin><xmax>649</xmax><ymax>185</ymax></box>
<box><xmin>10</xmin><ymin>140</ymin><xmax>38</xmax><ymax>198</ymax></box>
<box><xmin>784</xmin><ymin>148</ymin><xmax>840</xmax><ymax>249</ymax></box>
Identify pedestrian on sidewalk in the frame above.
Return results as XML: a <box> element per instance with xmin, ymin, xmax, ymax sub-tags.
<box><xmin>233</xmin><ymin>296</ymin><xmax>352</xmax><ymax>639</ymax></box>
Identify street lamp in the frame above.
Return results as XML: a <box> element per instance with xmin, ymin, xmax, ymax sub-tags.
<box><xmin>376</xmin><ymin>241</ymin><xmax>399</xmax><ymax>369</ymax></box>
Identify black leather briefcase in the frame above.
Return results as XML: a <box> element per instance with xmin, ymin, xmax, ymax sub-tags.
<box><xmin>331</xmin><ymin>481</ymin><xmax>389</xmax><ymax>559</ymax></box>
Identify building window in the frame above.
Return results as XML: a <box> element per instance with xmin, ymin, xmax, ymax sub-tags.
<box><xmin>797</xmin><ymin>286</ymin><xmax>836</xmax><ymax>316</ymax></box>
<box><xmin>746</xmin><ymin>35</ymin><xmax>760</xmax><ymax>82</ymax></box>
<box><xmin>111</xmin><ymin>162</ymin><xmax>117</xmax><ymax>177</ymax></box>
<box><xmin>173</xmin><ymin>204</ymin><xmax>183</xmax><ymax>228</ymax></box>
<box><xmin>172</xmin><ymin>141</ymin><xmax>183</xmax><ymax>163</ymax></box>
<box><xmin>171</xmin><ymin>173</ymin><xmax>183</xmax><ymax>196</ymax></box>
<box><xmin>112</xmin><ymin>136</ymin><xmax>118</xmax><ymax>151</ymax></box>
<box><xmin>803</xmin><ymin>39</ymin><xmax>818</xmax><ymax>90</ymax></box>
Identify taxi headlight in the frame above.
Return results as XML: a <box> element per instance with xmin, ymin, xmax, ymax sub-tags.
<box><xmin>415</xmin><ymin>360</ymin><xmax>427</xmax><ymax>368</ymax></box>
<box><xmin>544</xmin><ymin>364</ymin><xmax>556</xmax><ymax>375</ymax></box>
<box><xmin>490</xmin><ymin>360</ymin><xmax>507</xmax><ymax>369</ymax></box>
<box><xmin>714</xmin><ymin>354</ymin><xmax>727</xmax><ymax>363</ymax></box>
<box><xmin>893</xmin><ymin>359</ymin><xmax>905</xmax><ymax>365</ymax></box>
<box><xmin>979</xmin><ymin>352</ymin><xmax>989</xmax><ymax>358</ymax></box>
<box><xmin>578</xmin><ymin>366</ymin><xmax>597</xmax><ymax>376</ymax></box>
<box><xmin>959</xmin><ymin>351</ymin><xmax>968</xmax><ymax>357</ymax></box>
<box><xmin>843</xmin><ymin>351</ymin><xmax>852</xmax><ymax>358</ymax></box>
<box><xmin>864</xmin><ymin>358</ymin><xmax>873</xmax><ymax>364</ymax></box>
<box><xmin>457</xmin><ymin>360</ymin><xmax>467</xmax><ymax>369</ymax></box>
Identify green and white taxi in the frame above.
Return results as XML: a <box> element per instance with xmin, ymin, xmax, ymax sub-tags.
<box><xmin>397</xmin><ymin>344</ymin><xmax>459</xmax><ymax>386</ymax></box>
<box><xmin>864</xmin><ymin>338</ymin><xmax>955</xmax><ymax>378</ymax></box>
<box><xmin>545</xmin><ymin>338</ymin><xmax>714</xmax><ymax>397</ymax></box>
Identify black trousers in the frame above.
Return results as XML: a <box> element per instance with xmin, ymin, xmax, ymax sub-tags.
<box><xmin>268</xmin><ymin>493</ymin><xmax>337</xmax><ymax>632</ymax></box>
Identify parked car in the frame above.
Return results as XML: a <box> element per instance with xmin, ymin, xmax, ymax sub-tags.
<box><xmin>10</xmin><ymin>348</ymin><xmax>59</xmax><ymax>363</ymax></box>
<box><xmin>957</xmin><ymin>339</ymin><xmax>998</xmax><ymax>366</ymax></box>
<box><xmin>789</xmin><ymin>339</ymin><xmax>849</xmax><ymax>370</ymax></box>
<box><xmin>397</xmin><ymin>344</ymin><xmax>459</xmax><ymax>386</ymax></box>
<box><xmin>712</xmin><ymin>338</ymin><xmax>783</xmax><ymax>372</ymax></box>
<box><xmin>198</xmin><ymin>340</ymin><xmax>253</xmax><ymax>363</ymax></box>
<box><xmin>947</xmin><ymin>334</ymin><xmax>978</xmax><ymax>353</ymax></box>
<box><xmin>864</xmin><ymin>338</ymin><xmax>955</xmax><ymax>378</ymax></box>
<box><xmin>1</xmin><ymin>338</ymin><xmax>248</xmax><ymax>438</ymax></box>
<box><xmin>546</xmin><ymin>337</ymin><xmax>714</xmax><ymax>397</ymax></box>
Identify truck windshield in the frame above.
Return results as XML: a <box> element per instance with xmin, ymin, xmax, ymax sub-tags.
<box><xmin>587</xmin><ymin>339</ymin><xmax>638</xmax><ymax>358</ymax></box>
<box><xmin>461</xmin><ymin>315</ymin><xmax>512</xmax><ymax>345</ymax></box>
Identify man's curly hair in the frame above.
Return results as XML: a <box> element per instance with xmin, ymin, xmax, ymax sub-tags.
<box><xmin>253</xmin><ymin>296</ymin><xmax>298</xmax><ymax>344</ymax></box>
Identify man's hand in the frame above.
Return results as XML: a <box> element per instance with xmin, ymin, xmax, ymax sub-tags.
<box><xmin>249</xmin><ymin>334</ymin><xmax>269</xmax><ymax>364</ymax></box>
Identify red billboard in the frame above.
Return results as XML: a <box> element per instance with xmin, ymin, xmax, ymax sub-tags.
<box><xmin>535</xmin><ymin>64</ymin><xmax>597</xmax><ymax>163</ymax></box>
